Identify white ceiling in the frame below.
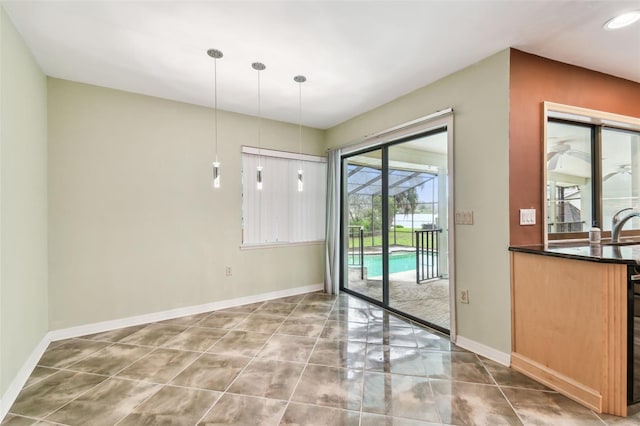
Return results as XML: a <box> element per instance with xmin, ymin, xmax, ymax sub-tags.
<box><xmin>2</xmin><ymin>1</ymin><xmax>639</xmax><ymax>129</ymax></box>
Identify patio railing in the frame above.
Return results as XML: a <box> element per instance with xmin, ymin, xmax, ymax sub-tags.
<box><xmin>347</xmin><ymin>226</ymin><xmax>364</xmax><ymax>279</ymax></box>
<box><xmin>415</xmin><ymin>229</ymin><xmax>442</xmax><ymax>283</ymax></box>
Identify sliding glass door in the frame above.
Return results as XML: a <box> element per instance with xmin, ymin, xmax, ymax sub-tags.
<box><xmin>343</xmin><ymin>148</ymin><xmax>384</xmax><ymax>304</ymax></box>
<box><xmin>387</xmin><ymin>133</ymin><xmax>449</xmax><ymax>330</ymax></box>
<box><xmin>341</xmin><ymin>128</ymin><xmax>451</xmax><ymax>333</ymax></box>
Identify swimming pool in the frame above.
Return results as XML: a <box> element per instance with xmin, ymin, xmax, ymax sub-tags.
<box><xmin>363</xmin><ymin>252</ymin><xmax>416</xmax><ymax>277</ymax></box>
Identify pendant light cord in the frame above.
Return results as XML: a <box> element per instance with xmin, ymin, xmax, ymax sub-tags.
<box><xmin>214</xmin><ymin>56</ymin><xmax>219</xmax><ymax>163</ymax></box>
<box><xmin>258</xmin><ymin>68</ymin><xmax>262</xmax><ymax>167</ymax></box>
<box><xmin>293</xmin><ymin>75</ymin><xmax>306</xmax><ymax>171</ymax></box>
<box><xmin>251</xmin><ymin>62</ymin><xmax>266</xmax><ymax>166</ymax></box>
<box><xmin>298</xmin><ymin>81</ymin><xmax>302</xmax><ymax>169</ymax></box>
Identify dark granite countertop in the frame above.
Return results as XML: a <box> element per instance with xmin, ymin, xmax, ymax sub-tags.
<box><xmin>509</xmin><ymin>242</ymin><xmax>640</xmax><ymax>265</ymax></box>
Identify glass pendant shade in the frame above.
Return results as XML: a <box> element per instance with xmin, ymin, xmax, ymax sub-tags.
<box><xmin>297</xmin><ymin>168</ymin><xmax>304</xmax><ymax>192</ymax></box>
<box><xmin>257</xmin><ymin>165</ymin><xmax>263</xmax><ymax>190</ymax></box>
<box><xmin>213</xmin><ymin>161</ymin><xmax>221</xmax><ymax>188</ymax></box>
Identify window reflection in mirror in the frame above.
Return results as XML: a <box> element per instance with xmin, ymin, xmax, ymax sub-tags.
<box><xmin>546</xmin><ymin>121</ymin><xmax>592</xmax><ymax>235</ymax></box>
<box><xmin>602</xmin><ymin>128</ymin><xmax>640</xmax><ymax>232</ymax></box>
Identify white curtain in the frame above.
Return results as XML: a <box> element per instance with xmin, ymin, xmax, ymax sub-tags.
<box><xmin>324</xmin><ymin>148</ymin><xmax>341</xmax><ymax>294</ymax></box>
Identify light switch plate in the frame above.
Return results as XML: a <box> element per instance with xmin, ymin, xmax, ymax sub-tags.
<box><xmin>455</xmin><ymin>210</ymin><xmax>474</xmax><ymax>225</ymax></box>
<box><xmin>455</xmin><ymin>211</ymin><xmax>463</xmax><ymax>224</ymax></box>
<box><xmin>465</xmin><ymin>210</ymin><xmax>473</xmax><ymax>225</ymax></box>
<box><xmin>520</xmin><ymin>208</ymin><xmax>536</xmax><ymax>225</ymax></box>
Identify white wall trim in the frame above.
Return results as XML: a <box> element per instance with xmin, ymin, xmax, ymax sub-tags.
<box><xmin>240</xmin><ymin>240</ymin><xmax>324</xmax><ymax>251</ymax></box>
<box><xmin>0</xmin><ymin>283</ymin><xmax>322</xmax><ymax>421</ymax></box>
<box><xmin>242</xmin><ymin>146</ymin><xmax>326</xmax><ymax>163</ymax></box>
<box><xmin>0</xmin><ymin>7</ymin><xmax>5</xmax><ymax>421</ymax></box>
<box><xmin>48</xmin><ymin>283</ymin><xmax>323</xmax><ymax>342</ymax></box>
<box><xmin>0</xmin><ymin>336</ymin><xmax>50</xmax><ymax>420</ymax></box>
<box><xmin>341</xmin><ymin>108</ymin><xmax>453</xmax><ymax>155</ymax></box>
<box><xmin>455</xmin><ymin>335</ymin><xmax>511</xmax><ymax>366</ymax></box>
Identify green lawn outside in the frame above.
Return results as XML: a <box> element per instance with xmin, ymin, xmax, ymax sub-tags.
<box><xmin>349</xmin><ymin>227</ymin><xmax>439</xmax><ymax>249</ymax></box>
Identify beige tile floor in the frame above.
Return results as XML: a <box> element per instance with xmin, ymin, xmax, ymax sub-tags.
<box><xmin>2</xmin><ymin>292</ymin><xmax>639</xmax><ymax>425</ymax></box>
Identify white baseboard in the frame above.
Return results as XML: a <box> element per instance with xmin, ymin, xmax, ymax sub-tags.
<box><xmin>0</xmin><ymin>283</ymin><xmax>323</xmax><ymax>422</ymax></box>
<box><xmin>455</xmin><ymin>335</ymin><xmax>511</xmax><ymax>366</ymax></box>
<box><xmin>48</xmin><ymin>283</ymin><xmax>323</xmax><ymax>342</ymax></box>
<box><xmin>0</xmin><ymin>335</ymin><xmax>51</xmax><ymax>420</ymax></box>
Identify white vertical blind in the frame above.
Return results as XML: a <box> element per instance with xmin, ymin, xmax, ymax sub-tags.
<box><xmin>242</xmin><ymin>151</ymin><xmax>326</xmax><ymax>245</ymax></box>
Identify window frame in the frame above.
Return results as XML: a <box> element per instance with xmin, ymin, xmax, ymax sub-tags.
<box><xmin>240</xmin><ymin>146</ymin><xmax>327</xmax><ymax>249</ymax></box>
<box><xmin>543</xmin><ymin>102</ymin><xmax>640</xmax><ymax>243</ymax></box>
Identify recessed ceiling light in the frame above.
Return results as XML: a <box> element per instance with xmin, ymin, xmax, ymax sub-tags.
<box><xmin>603</xmin><ymin>10</ymin><xmax>640</xmax><ymax>30</ymax></box>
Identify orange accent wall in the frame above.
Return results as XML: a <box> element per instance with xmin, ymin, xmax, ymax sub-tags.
<box><xmin>509</xmin><ymin>49</ymin><xmax>640</xmax><ymax>246</ymax></box>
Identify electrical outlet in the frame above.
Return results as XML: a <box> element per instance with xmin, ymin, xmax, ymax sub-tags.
<box><xmin>225</xmin><ymin>266</ymin><xmax>232</xmax><ymax>276</ymax></box>
<box><xmin>459</xmin><ymin>289</ymin><xmax>469</xmax><ymax>304</ymax></box>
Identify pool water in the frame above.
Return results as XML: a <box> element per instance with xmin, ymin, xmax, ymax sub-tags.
<box><xmin>363</xmin><ymin>252</ymin><xmax>416</xmax><ymax>277</ymax></box>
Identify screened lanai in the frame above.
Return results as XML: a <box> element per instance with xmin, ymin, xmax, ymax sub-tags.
<box><xmin>347</xmin><ymin>165</ymin><xmax>438</xmax><ymax>197</ymax></box>
<box><xmin>347</xmin><ymin>163</ymin><xmax>439</xmax><ymax>246</ymax></box>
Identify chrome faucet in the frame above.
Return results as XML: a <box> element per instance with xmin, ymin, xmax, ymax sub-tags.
<box><xmin>611</xmin><ymin>208</ymin><xmax>640</xmax><ymax>243</ymax></box>
<box><xmin>612</xmin><ymin>207</ymin><xmax>634</xmax><ymax>228</ymax></box>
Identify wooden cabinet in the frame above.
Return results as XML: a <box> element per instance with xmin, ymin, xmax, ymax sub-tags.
<box><xmin>510</xmin><ymin>251</ymin><xmax>628</xmax><ymax>416</ymax></box>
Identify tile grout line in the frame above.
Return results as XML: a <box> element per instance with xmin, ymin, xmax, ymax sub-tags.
<box><xmin>367</xmin><ymin>301</ymin><xmax>445</xmax><ymax>424</ymax></box>
<box><xmin>348</xmin><ymin>297</ymin><xmax>415</xmax><ymax>422</ymax></box>
<box><xmin>590</xmin><ymin>409</ymin><xmax>611</xmax><ymax>425</ymax></box>
<box><xmin>24</xmin><ymin>340</ymin><xmax>125</xmax><ymax>421</ymax></box>
<box><xmin>369</xmin><ymin>300</ymin><xmax>497</xmax><ymax>424</ymax></box>
<box><xmin>195</xmin><ymin>298</ymin><xmax>306</xmax><ymax>424</ymax></box>
<box><xmin>117</xmin><ymin>302</ymin><xmax>269</xmax><ymax>426</ymax></box>
<box><xmin>111</xmin><ymin>345</ymin><xmax>224</xmax><ymax>426</ymax></box>
<box><xmin>358</xmin><ymin>299</ymin><xmax>373</xmax><ymax>426</ymax></box>
<box><xmin>477</xmin><ymin>355</ymin><xmax>527</xmax><ymax>426</ymax></box>
<box><xmin>117</xmin><ymin>301</ymin><xmax>265</xmax><ymax>406</ymax></box>
<box><xmin>425</xmin><ymin>359</ymin><xmax>444</xmax><ymax>425</ymax></box>
<box><xmin>32</xmin><ymin>369</ymin><xmax>112</xmax><ymax>422</ymax></box>
<box><xmin>2</xmin><ymin>413</ymin><xmax>51</xmax><ymax>425</ymax></box>
<box><xmin>105</xmin><ymin>344</ymin><xmax>190</xmax><ymax>426</ymax></box>
<box><xmin>194</xmin><ymin>295</ymin><xmax>306</xmax><ymax>425</ymax></box>
<box><xmin>37</xmin><ymin>339</ymin><xmax>115</xmax><ymax>371</ymax></box>
<box><xmin>278</xmin><ymin>294</ymin><xmax>339</xmax><ymax>424</ymax></box>
<box><xmin>168</xmin><ymin>336</ymin><xmax>254</xmax><ymax>425</ymax></box>
<box><xmin>20</xmin><ymin>366</ymin><xmax>64</xmax><ymax>390</ymax></box>
<box><xmin>53</xmin><ymin>344</ymin><xmax>167</xmax><ymax>426</ymax></box>
<box><xmin>344</xmin><ymin>297</ymin><xmax>382</xmax><ymax>420</ymax></box>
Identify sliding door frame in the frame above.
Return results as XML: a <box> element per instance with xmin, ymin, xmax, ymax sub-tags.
<box><xmin>339</xmin><ymin>112</ymin><xmax>456</xmax><ymax>339</ymax></box>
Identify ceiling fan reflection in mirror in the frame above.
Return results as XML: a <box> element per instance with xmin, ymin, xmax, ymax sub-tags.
<box><xmin>604</xmin><ymin>164</ymin><xmax>632</xmax><ymax>181</ymax></box>
<box><xmin>547</xmin><ymin>138</ymin><xmax>590</xmax><ymax>170</ymax></box>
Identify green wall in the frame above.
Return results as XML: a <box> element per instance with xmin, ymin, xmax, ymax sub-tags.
<box><xmin>326</xmin><ymin>49</ymin><xmax>512</xmax><ymax>353</ymax></box>
<box><xmin>0</xmin><ymin>6</ymin><xmax>49</xmax><ymax>397</ymax></box>
<box><xmin>48</xmin><ymin>78</ymin><xmax>326</xmax><ymax>330</ymax></box>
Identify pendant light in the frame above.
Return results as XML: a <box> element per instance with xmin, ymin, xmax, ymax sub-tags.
<box><xmin>252</xmin><ymin>62</ymin><xmax>266</xmax><ymax>190</ymax></box>
<box><xmin>207</xmin><ymin>48</ymin><xmax>223</xmax><ymax>188</ymax></box>
<box><xmin>294</xmin><ymin>75</ymin><xmax>306</xmax><ymax>192</ymax></box>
